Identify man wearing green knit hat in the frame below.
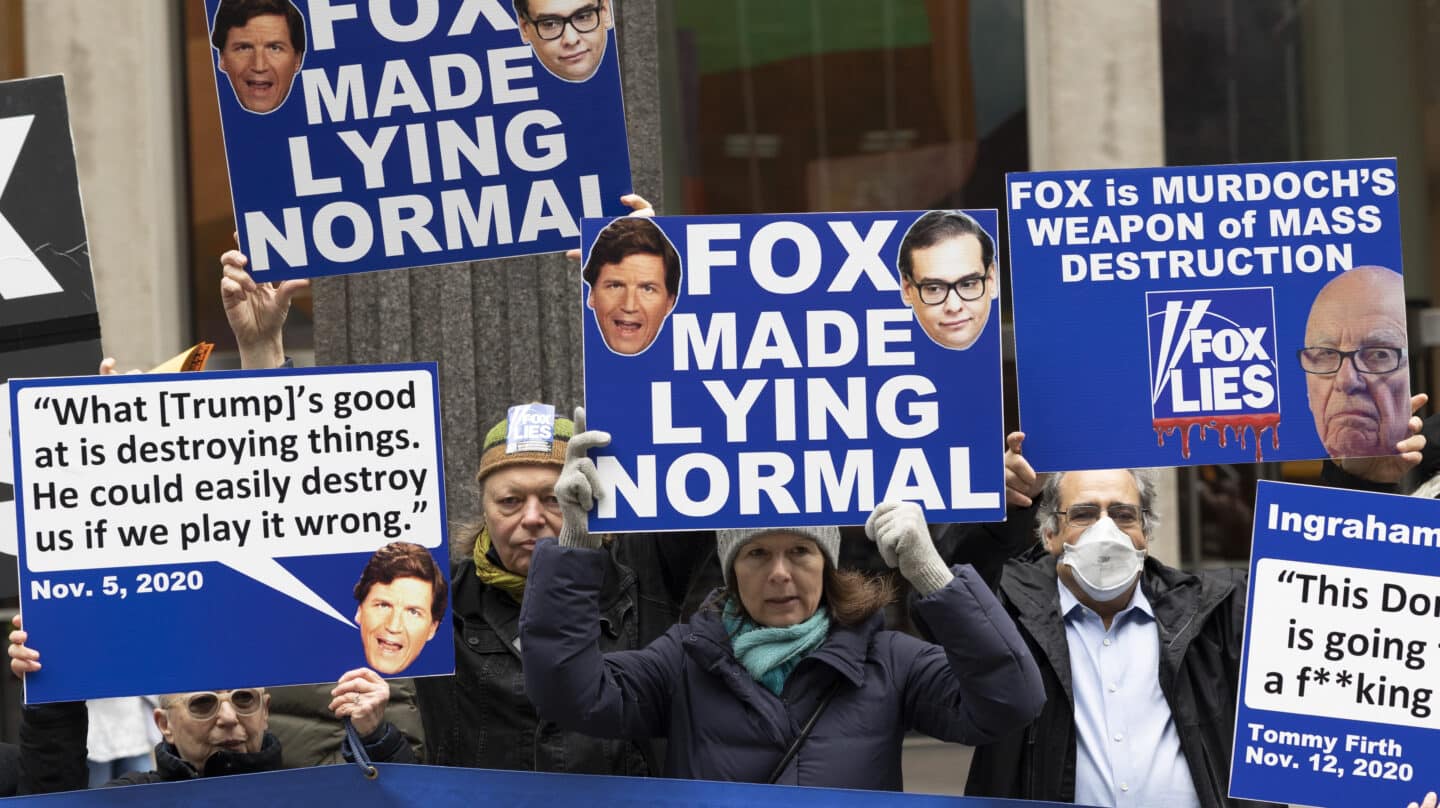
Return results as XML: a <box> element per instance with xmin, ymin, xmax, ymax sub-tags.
<box><xmin>415</xmin><ymin>403</ymin><xmax>719</xmax><ymax>774</ymax></box>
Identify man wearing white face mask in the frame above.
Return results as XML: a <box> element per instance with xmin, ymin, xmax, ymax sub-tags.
<box><xmin>931</xmin><ymin>436</ymin><xmax>1282</xmax><ymax>808</ymax></box>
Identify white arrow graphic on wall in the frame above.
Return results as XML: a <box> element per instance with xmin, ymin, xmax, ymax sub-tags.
<box><xmin>0</xmin><ymin>114</ymin><xmax>63</xmax><ymax>301</ymax></box>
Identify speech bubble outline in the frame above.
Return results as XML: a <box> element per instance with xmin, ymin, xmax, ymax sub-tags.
<box><xmin>10</xmin><ymin>365</ymin><xmax>447</xmax><ymax>627</ymax></box>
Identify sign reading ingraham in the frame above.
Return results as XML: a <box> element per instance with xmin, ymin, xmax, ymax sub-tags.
<box><xmin>205</xmin><ymin>0</ymin><xmax>634</xmax><ymax>280</ymax></box>
<box><xmin>581</xmin><ymin>211</ymin><xmax>1006</xmax><ymax>532</ymax></box>
<box><xmin>1230</xmin><ymin>481</ymin><xmax>1440</xmax><ymax>807</ymax></box>
<box><xmin>1007</xmin><ymin>158</ymin><xmax>1408</xmax><ymax>472</ymax></box>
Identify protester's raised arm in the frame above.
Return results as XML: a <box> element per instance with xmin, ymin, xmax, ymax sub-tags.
<box><xmin>219</xmin><ymin>240</ymin><xmax>308</xmax><ymax>370</ymax></box>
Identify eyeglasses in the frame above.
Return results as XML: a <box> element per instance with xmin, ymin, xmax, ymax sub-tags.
<box><xmin>1057</xmin><ymin>503</ymin><xmax>1146</xmax><ymax>529</ymax></box>
<box><xmin>526</xmin><ymin>4</ymin><xmax>603</xmax><ymax>40</ymax></box>
<box><xmin>181</xmin><ymin>689</ymin><xmax>264</xmax><ymax>720</ymax></box>
<box><xmin>1297</xmin><ymin>346</ymin><xmax>1406</xmax><ymax>375</ymax></box>
<box><xmin>914</xmin><ymin>275</ymin><xmax>988</xmax><ymax>305</ymax></box>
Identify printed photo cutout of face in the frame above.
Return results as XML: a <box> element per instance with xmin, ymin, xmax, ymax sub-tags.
<box><xmin>353</xmin><ymin>542</ymin><xmax>446</xmax><ymax>675</ymax></box>
<box><xmin>583</xmin><ymin>217</ymin><xmax>681</xmax><ymax>357</ymax></box>
<box><xmin>897</xmin><ymin>211</ymin><xmax>998</xmax><ymax>352</ymax></box>
<box><xmin>1300</xmin><ymin>266</ymin><xmax>1410</xmax><ymax>461</ymax></box>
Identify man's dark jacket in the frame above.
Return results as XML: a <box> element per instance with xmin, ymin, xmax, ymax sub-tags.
<box><xmin>941</xmin><ymin>510</ymin><xmax>1281</xmax><ymax>808</ymax></box>
<box><xmin>415</xmin><ymin>531</ymin><xmax>715</xmax><ymax>773</ymax></box>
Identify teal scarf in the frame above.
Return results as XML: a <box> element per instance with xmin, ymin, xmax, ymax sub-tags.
<box><xmin>723</xmin><ymin>602</ymin><xmax>831</xmax><ymax>696</ymax></box>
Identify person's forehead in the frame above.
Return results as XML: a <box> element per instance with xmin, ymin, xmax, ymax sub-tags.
<box><xmin>484</xmin><ymin>464</ymin><xmax>560</xmax><ymax>493</ymax></box>
<box><xmin>1057</xmin><ymin>470</ymin><xmax>1140</xmax><ymax>508</ymax></box>
<box><xmin>746</xmin><ymin>532</ymin><xmax>819</xmax><ymax>550</ymax></box>
<box><xmin>528</xmin><ymin>0</ymin><xmax>598</xmax><ymax>17</ymax></box>
<box><xmin>1305</xmin><ymin>297</ymin><xmax>1407</xmax><ymax>344</ymax></box>
<box><xmin>226</xmin><ymin>13</ymin><xmax>291</xmax><ymax>43</ymax></box>
<box><xmin>369</xmin><ymin>576</ymin><xmax>433</xmax><ymax>598</ymax></box>
<box><xmin>908</xmin><ymin>234</ymin><xmax>986</xmax><ymax>279</ymax></box>
<box><xmin>597</xmin><ymin>253</ymin><xmax>666</xmax><ymax>282</ymax></box>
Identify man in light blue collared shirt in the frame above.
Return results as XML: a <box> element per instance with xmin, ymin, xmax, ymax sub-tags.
<box><xmin>956</xmin><ymin>455</ymin><xmax>1281</xmax><ymax>808</ymax></box>
<box><xmin>1061</xmin><ymin>564</ymin><xmax>1198</xmax><ymax>806</ymax></box>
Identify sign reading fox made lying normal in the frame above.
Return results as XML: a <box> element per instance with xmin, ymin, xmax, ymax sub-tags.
<box><xmin>1006</xmin><ymin>159</ymin><xmax>1408</xmax><ymax>471</ymax></box>
<box><xmin>205</xmin><ymin>0</ymin><xmax>633</xmax><ymax>280</ymax></box>
<box><xmin>582</xmin><ymin>211</ymin><xmax>1005</xmax><ymax>532</ymax></box>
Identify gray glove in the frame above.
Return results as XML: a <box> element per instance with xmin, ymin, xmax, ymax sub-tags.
<box><xmin>864</xmin><ymin>501</ymin><xmax>953</xmax><ymax>595</ymax></box>
<box><xmin>556</xmin><ymin>406</ymin><xmax>611</xmax><ymax>550</ymax></box>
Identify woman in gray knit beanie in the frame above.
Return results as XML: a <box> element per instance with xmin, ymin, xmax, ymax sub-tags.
<box><xmin>516</xmin><ymin>408</ymin><xmax>1044</xmax><ymax>789</ymax></box>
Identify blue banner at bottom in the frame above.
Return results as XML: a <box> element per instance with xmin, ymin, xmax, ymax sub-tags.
<box><xmin>1</xmin><ymin>763</ymin><xmax>1097</xmax><ymax>807</ymax></box>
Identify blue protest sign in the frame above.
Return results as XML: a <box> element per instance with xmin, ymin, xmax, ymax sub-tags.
<box><xmin>9</xmin><ymin>364</ymin><xmax>452</xmax><ymax>703</ymax></box>
<box><xmin>1229</xmin><ymin>481</ymin><xmax>1439</xmax><ymax>807</ymax></box>
<box><xmin>1006</xmin><ymin>159</ymin><xmax>1408</xmax><ymax>471</ymax></box>
<box><xmin>204</xmin><ymin>0</ymin><xmax>633</xmax><ymax>280</ymax></box>
<box><xmin>581</xmin><ymin>211</ymin><xmax>1005</xmax><ymax>532</ymax></box>
<box><xmin>0</xmin><ymin>761</ymin><xmax>1099</xmax><ymax>807</ymax></box>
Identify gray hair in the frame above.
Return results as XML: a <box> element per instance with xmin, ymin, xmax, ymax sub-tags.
<box><xmin>1037</xmin><ymin>469</ymin><xmax>1160</xmax><ymax>545</ymax></box>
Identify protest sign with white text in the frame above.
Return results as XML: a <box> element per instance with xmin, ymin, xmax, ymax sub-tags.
<box><xmin>10</xmin><ymin>364</ymin><xmax>452</xmax><ymax>702</ymax></box>
<box><xmin>581</xmin><ymin>211</ymin><xmax>1005</xmax><ymax>532</ymax></box>
<box><xmin>1007</xmin><ymin>158</ymin><xmax>1408</xmax><ymax>471</ymax></box>
<box><xmin>206</xmin><ymin>0</ymin><xmax>633</xmax><ymax>279</ymax></box>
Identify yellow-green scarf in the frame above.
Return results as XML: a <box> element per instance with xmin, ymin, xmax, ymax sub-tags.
<box><xmin>472</xmin><ymin>526</ymin><xmax>527</xmax><ymax>602</ymax></box>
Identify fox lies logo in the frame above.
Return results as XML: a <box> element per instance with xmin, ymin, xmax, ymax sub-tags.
<box><xmin>1146</xmin><ymin>288</ymin><xmax>1280</xmax><ymax>460</ymax></box>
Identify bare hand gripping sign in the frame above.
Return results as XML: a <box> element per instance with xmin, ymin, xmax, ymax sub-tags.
<box><xmin>9</xmin><ymin>364</ymin><xmax>452</xmax><ymax>702</ymax></box>
<box><xmin>205</xmin><ymin>0</ymin><xmax>633</xmax><ymax>280</ymax></box>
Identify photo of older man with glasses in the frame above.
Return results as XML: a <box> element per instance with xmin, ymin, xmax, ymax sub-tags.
<box><xmin>513</xmin><ymin>0</ymin><xmax>614</xmax><ymax>83</ymax></box>
<box><xmin>1299</xmin><ymin>265</ymin><xmax>1412</xmax><ymax>462</ymax></box>
<box><xmin>897</xmin><ymin>210</ymin><xmax>999</xmax><ymax>352</ymax></box>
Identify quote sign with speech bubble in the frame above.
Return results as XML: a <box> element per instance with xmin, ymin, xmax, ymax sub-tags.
<box><xmin>9</xmin><ymin>364</ymin><xmax>452</xmax><ymax>702</ymax></box>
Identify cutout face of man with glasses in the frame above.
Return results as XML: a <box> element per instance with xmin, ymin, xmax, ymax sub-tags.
<box><xmin>1300</xmin><ymin>266</ymin><xmax>1410</xmax><ymax>460</ymax></box>
<box><xmin>897</xmin><ymin>210</ymin><xmax>999</xmax><ymax>351</ymax></box>
<box><xmin>514</xmin><ymin>0</ymin><xmax>613</xmax><ymax>83</ymax></box>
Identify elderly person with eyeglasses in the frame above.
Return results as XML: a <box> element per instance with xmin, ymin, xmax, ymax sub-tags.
<box><xmin>6</xmin><ymin>616</ymin><xmax>413</xmax><ymax>791</ymax></box>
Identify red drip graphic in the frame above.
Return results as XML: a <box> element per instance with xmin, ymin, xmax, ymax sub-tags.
<box><xmin>1153</xmin><ymin>414</ymin><xmax>1282</xmax><ymax>461</ymax></box>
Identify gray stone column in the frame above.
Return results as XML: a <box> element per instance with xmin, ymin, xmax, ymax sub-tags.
<box><xmin>23</xmin><ymin>0</ymin><xmax>189</xmax><ymax>369</ymax></box>
<box><xmin>313</xmin><ymin>0</ymin><xmax>663</xmax><ymax>526</ymax></box>
<box><xmin>1022</xmin><ymin>0</ymin><xmax>1180</xmax><ymax>563</ymax></box>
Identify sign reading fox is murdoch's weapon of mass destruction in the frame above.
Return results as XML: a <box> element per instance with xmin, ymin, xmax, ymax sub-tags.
<box><xmin>9</xmin><ymin>365</ymin><xmax>453</xmax><ymax>702</ymax></box>
<box><xmin>581</xmin><ymin>211</ymin><xmax>1006</xmax><ymax>532</ymax></box>
<box><xmin>1006</xmin><ymin>158</ymin><xmax>1409</xmax><ymax>472</ymax></box>
<box><xmin>205</xmin><ymin>0</ymin><xmax>633</xmax><ymax>280</ymax></box>
<box><xmin>1230</xmin><ymin>481</ymin><xmax>1440</xmax><ymax>807</ymax></box>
